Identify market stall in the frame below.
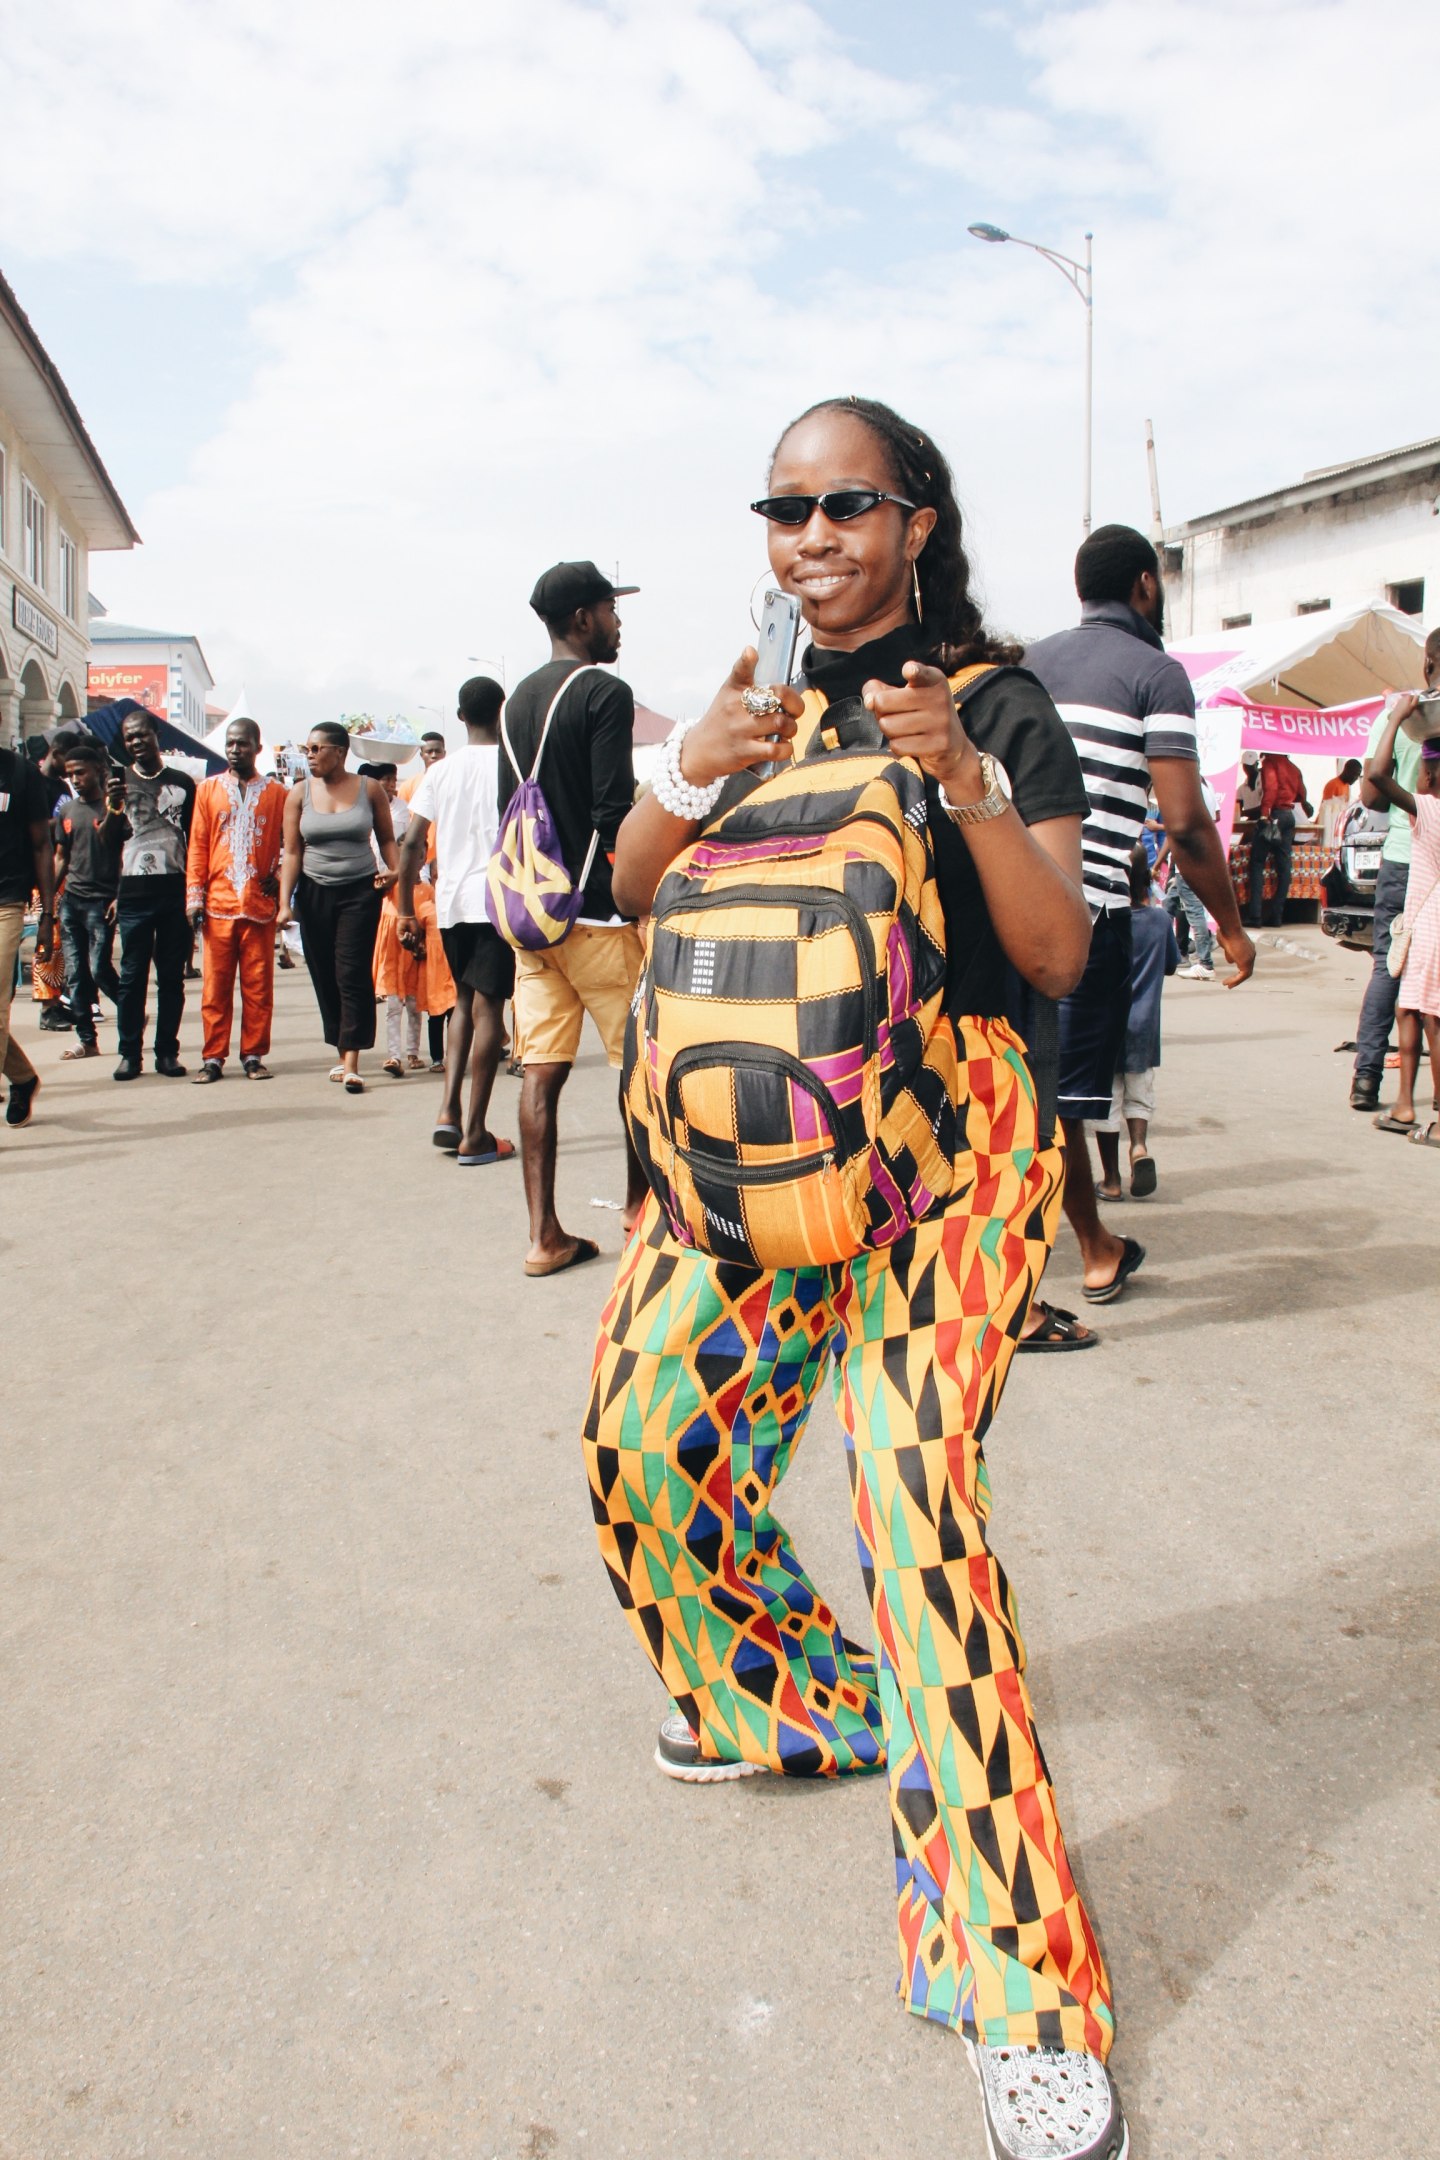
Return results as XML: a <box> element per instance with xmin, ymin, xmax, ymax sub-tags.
<box><xmin>1167</xmin><ymin>601</ymin><xmax>1427</xmax><ymax>914</ymax></box>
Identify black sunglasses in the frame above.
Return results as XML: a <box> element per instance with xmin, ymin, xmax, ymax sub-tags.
<box><xmin>751</xmin><ymin>489</ymin><xmax>917</xmax><ymax>526</ymax></box>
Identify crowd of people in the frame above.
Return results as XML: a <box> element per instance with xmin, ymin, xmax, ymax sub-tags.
<box><xmin>5</xmin><ymin>387</ymin><xmax>1440</xmax><ymax>2160</ymax></box>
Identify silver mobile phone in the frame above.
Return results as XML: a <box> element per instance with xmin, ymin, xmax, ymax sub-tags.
<box><xmin>756</xmin><ymin>587</ymin><xmax>801</xmax><ymax>689</ymax></box>
<box><xmin>752</xmin><ymin>588</ymin><xmax>802</xmax><ymax>777</ymax></box>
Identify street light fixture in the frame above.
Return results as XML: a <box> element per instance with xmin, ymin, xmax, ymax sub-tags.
<box><xmin>967</xmin><ymin>221</ymin><xmax>1094</xmax><ymax>535</ymax></box>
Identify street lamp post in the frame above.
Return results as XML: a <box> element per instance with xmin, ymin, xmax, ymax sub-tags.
<box><xmin>968</xmin><ymin>221</ymin><xmax>1094</xmax><ymax>536</ymax></box>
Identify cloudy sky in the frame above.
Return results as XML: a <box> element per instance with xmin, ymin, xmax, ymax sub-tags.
<box><xmin>6</xmin><ymin>0</ymin><xmax>1437</xmax><ymax>730</ymax></box>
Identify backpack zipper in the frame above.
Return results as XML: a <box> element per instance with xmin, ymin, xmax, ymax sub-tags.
<box><xmin>664</xmin><ymin>1042</ymin><xmax>847</xmax><ymax>1182</ymax></box>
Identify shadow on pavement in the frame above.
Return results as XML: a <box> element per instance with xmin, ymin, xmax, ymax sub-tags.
<box><xmin>1027</xmin><ymin>1542</ymin><xmax>1438</xmax><ymax>2084</ymax></box>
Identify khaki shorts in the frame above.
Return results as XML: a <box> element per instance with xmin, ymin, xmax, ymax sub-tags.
<box><xmin>515</xmin><ymin>922</ymin><xmax>643</xmax><ymax>1069</ymax></box>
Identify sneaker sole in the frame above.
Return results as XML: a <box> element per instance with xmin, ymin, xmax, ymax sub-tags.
<box><xmin>653</xmin><ymin>1747</ymin><xmax>766</xmax><ymax>1784</ymax></box>
<box><xmin>964</xmin><ymin>2040</ymin><xmax>1129</xmax><ymax>2160</ymax></box>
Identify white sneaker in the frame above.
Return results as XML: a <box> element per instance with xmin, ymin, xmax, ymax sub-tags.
<box><xmin>1177</xmin><ymin>960</ymin><xmax>1213</xmax><ymax>979</ymax></box>
<box><xmin>967</xmin><ymin>2041</ymin><xmax>1128</xmax><ymax>2160</ymax></box>
<box><xmin>653</xmin><ymin>1711</ymin><xmax>766</xmax><ymax>1783</ymax></box>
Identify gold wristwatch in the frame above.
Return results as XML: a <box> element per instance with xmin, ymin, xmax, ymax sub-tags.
<box><xmin>939</xmin><ymin>752</ymin><xmax>1008</xmax><ymax>826</ymax></box>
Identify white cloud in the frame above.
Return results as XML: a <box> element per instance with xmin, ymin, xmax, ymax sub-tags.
<box><xmin>7</xmin><ymin>0</ymin><xmax>1437</xmax><ymax>727</ymax></box>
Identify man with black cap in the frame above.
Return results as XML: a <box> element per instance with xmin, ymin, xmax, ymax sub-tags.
<box><xmin>500</xmin><ymin>559</ymin><xmax>648</xmax><ymax>1276</ymax></box>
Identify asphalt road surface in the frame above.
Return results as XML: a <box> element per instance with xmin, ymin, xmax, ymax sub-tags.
<box><xmin>3</xmin><ymin>928</ymin><xmax>1436</xmax><ymax>2159</ymax></box>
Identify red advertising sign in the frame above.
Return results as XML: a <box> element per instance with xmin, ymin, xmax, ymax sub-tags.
<box><xmin>88</xmin><ymin>661</ymin><xmax>169</xmax><ymax>714</ymax></box>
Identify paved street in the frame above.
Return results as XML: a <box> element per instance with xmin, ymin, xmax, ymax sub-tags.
<box><xmin>3</xmin><ymin>933</ymin><xmax>1436</xmax><ymax>2160</ymax></box>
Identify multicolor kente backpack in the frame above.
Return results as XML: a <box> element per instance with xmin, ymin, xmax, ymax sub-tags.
<box><xmin>622</xmin><ymin>665</ymin><xmax>996</xmax><ymax>1269</ymax></box>
<box><xmin>486</xmin><ymin>665</ymin><xmax>604</xmax><ymax>950</ymax></box>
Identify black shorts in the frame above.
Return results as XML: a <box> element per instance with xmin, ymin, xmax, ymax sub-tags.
<box><xmin>440</xmin><ymin>920</ymin><xmax>516</xmax><ymax>1001</ymax></box>
<box><xmin>1057</xmin><ymin>906</ymin><xmax>1133</xmax><ymax>1124</ymax></box>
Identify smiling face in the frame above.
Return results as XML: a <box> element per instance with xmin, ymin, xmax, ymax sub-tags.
<box><xmin>763</xmin><ymin>409</ymin><xmax>936</xmax><ymax>652</ymax></box>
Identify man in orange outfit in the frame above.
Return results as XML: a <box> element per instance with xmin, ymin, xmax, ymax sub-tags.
<box><xmin>186</xmin><ymin>718</ymin><xmax>288</xmax><ymax>1081</ymax></box>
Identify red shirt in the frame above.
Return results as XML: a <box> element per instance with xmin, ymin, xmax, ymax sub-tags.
<box><xmin>1260</xmin><ymin>754</ymin><xmax>1306</xmax><ymax>816</ymax></box>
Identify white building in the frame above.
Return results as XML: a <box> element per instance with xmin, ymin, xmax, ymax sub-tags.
<box><xmin>1163</xmin><ymin>436</ymin><xmax>1440</xmax><ymax>641</ymax></box>
<box><xmin>0</xmin><ymin>269</ymin><xmax>138</xmax><ymax>750</ymax></box>
<box><xmin>87</xmin><ymin>604</ymin><xmax>215</xmax><ymax>739</ymax></box>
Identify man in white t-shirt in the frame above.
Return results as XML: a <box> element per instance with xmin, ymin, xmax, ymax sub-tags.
<box><xmin>396</xmin><ymin>677</ymin><xmax>516</xmax><ymax>1163</ymax></box>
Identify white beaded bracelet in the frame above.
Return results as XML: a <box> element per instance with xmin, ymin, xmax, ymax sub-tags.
<box><xmin>652</xmin><ymin>721</ymin><xmax>725</xmax><ymax>823</ymax></box>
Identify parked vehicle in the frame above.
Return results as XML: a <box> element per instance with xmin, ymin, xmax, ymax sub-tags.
<box><xmin>1321</xmin><ymin>802</ymin><xmax>1390</xmax><ymax>950</ymax></box>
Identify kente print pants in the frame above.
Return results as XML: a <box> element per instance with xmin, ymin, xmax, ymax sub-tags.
<box><xmin>582</xmin><ymin>1021</ymin><xmax>1115</xmax><ymax>2060</ymax></box>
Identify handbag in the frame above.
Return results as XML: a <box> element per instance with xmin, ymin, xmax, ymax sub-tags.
<box><xmin>485</xmin><ymin>665</ymin><xmax>605</xmax><ymax>951</ymax></box>
<box><xmin>1387</xmin><ymin>863</ymin><xmax>1440</xmax><ymax>979</ymax></box>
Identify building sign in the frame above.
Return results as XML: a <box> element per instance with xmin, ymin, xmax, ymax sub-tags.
<box><xmin>13</xmin><ymin>588</ymin><xmax>59</xmax><ymax>659</ymax></box>
<box><xmin>88</xmin><ymin>661</ymin><xmax>170</xmax><ymax>714</ymax></box>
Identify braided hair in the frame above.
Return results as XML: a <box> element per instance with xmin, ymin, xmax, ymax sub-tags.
<box><xmin>771</xmin><ymin>395</ymin><xmax>1021</xmax><ymax>669</ymax></box>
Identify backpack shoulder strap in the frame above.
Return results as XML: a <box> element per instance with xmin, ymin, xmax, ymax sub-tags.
<box><xmin>499</xmin><ymin>663</ymin><xmax>606</xmax><ymax>785</ymax></box>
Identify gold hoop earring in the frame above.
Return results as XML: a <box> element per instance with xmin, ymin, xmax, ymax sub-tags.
<box><xmin>911</xmin><ymin>560</ymin><xmax>923</xmax><ymax>623</ymax></box>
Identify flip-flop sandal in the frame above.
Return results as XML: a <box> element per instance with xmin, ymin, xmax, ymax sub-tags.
<box><xmin>1096</xmin><ymin>1184</ymin><xmax>1126</xmax><ymax>1202</ymax></box>
<box><xmin>405</xmin><ymin>1055</ymin><xmax>426</xmax><ymax>1071</ymax></box>
<box><xmin>432</xmin><ymin>1123</ymin><xmax>461</xmax><ymax>1152</ymax></box>
<box><xmin>524</xmin><ymin>1236</ymin><xmax>601</xmax><ymax>1279</ymax></box>
<box><xmin>1374</xmin><ymin>1112</ymin><xmax>1418</xmax><ymax>1134</ymax></box>
<box><xmin>60</xmin><ymin>1044</ymin><xmax>100</xmax><ymax>1060</ymax></box>
<box><xmin>1081</xmin><ymin>1236</ymin><xmax>1147</xmax><ymax>1305</ymax></box>
<box><xmin>328</xmin><ymin>1065</ymin><xmax>347</xmax><ymax>1083</ymax></box>
<box><xmin>343</xmin><ymin>1074</ymin><xmax>365</xmax><ymax>1095</ymax></box>
<box><xmin>382</xmin><ymin>1058</ymin><xmax>404</xmax><ymax>1077</ymax></box>
<box><xmin>1017</xmin><ymin>1302</ymin><xmax>1098</xmax><ymax>1352</ymax></box>
<box><xmin>1407</xmin><ymin>1122</ymin><xmax>1440</xmax><ymax>1149</ymax></box>
<box><xmin>1130</xmin><ymin>1156</ymin><xmax>1158</xmax><ymax>1198</ymax></box>
<box><xmin>457</xmin><ymin>1138</ymin><xmax>517</xmax><ymax>1166</ymax></box>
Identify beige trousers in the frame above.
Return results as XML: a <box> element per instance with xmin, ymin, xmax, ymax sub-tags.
<box><xmin>1</xmin><ymin>903</ymin><xmax>39</xmax><ymax>1086</ymax></box>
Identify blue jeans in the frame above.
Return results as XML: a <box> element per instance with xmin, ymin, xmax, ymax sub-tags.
<box><xmin>1354</xmin><ymin>857</ymin><xmax>1410</xmax><ymax>1081</ymax></box>
<box><xmin>59</xmin><ymin>895</ymin><xmax>120</xmax><ymax>1046</ymax></box>
<box><xmin>115</xmin><ymin>885</ymin><xmax>189</xmax><ymax>1062</ymax></box>
<box><xmin>1164</xmin><ymin>871</ymin><xmax>1213</xmax><ymax>966</ymax></box>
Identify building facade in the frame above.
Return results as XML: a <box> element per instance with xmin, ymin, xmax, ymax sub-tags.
<box><xmin>1163</xmin><ymin>436</ymin><xmax>1440</xmax><ymax>640</ymax></box>
<box><xmin>87</xmin><ymin>607</ymin><xmax>214</xmax><ymax>738</ymax></box>
<box><xmin>0</xmin><ymin>270</ymin><xmax>138</xmax><ymax>749</ymax></box>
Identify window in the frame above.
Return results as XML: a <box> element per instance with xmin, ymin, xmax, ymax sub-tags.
<box><xmin>1387</xmin><ymin>578</ymin><xmax>1424</xmax><ymax>616</ymax></box>
<box><xmin>1295</xmin><ymin>597</ymin><xmax>1329</xmax><ymax>615</ymax></box>
<box><xmin>21</xmin><ymin>477</ymin><xmax>46</xmax><ymax>591</ymax></box>
<box><xmin>1222</xmin><ymin>612</ymin><xmax>1252</xmax><ymax>630</ymax></box>
<box><xmin>59</xmin><ymin>532</ymin><xmax>79</xmax><ymax>622</ymax></box>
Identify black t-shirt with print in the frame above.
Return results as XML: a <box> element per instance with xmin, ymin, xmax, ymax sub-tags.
<box><xmin>117</xmin><ymin>765</ymin><xmax>196</xmax><ymax>900</ymax></box>
<box><xmin>55</xmin><ymin>796</ymin><xmax>124</xmax><ymax>904</ymax></box>
<box><xmin>0</xmin><ymin>748</ymin><xmax>50</xmax><ymax>907</ymax></box>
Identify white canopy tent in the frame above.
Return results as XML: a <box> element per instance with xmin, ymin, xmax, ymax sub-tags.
<box><xmin>1168</xmin><ymin>599</ymin><xmax>1426</xmax><ymax>710</ymax></box>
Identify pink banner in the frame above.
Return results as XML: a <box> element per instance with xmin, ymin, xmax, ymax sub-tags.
<box><xmin>1206</xmin><ymin>686</ymin><xmax>1383</xmax><ymax>755</ymax></box>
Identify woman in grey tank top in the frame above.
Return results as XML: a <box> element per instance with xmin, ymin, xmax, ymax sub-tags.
<box><xmin>278</xmin><ymin>721</ymin><xmax>398</xmax><ymax>1090</ymax></box>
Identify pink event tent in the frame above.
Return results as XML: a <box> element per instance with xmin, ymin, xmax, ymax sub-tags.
<box><xmin>1166</xmin><ymin>599</ymin><xmax>1427</xmax><ymax>843</ymax></box>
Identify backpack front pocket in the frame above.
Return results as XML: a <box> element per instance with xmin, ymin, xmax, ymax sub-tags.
<box><xmin>661</xmin><ymin>1044</ymin><xmax>868</xmax><ymax>1266</ymax></box>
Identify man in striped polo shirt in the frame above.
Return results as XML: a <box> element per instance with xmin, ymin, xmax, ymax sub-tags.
<box><xmin>1026</xmin><ymin>526</ymin><xmax>1253</xmax><ymax>1305</ymax></box>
